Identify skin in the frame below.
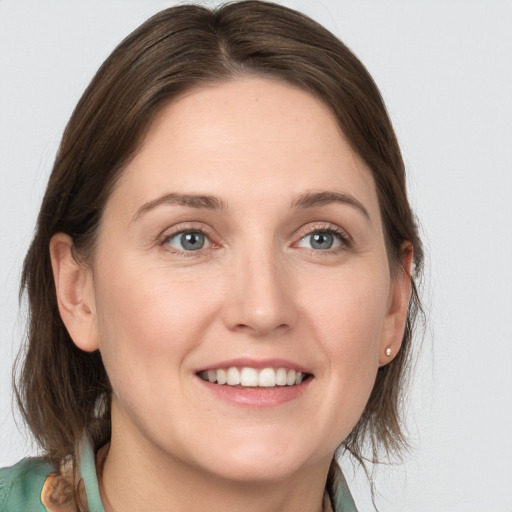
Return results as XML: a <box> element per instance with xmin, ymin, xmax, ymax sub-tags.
<box><xmin>51</xmin><ymin>77</ymin><xmax>411</xmax><ymax>512</ymax></box>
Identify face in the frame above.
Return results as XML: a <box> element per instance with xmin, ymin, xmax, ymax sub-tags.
<box><xmin>80</xmin><ymin>77</ymin><xmax>406</xmax><ymax>483</ymax></box>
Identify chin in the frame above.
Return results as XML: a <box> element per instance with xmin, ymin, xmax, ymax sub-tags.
<box><xmin>202</xmin><ymin>456</ymin><xmax>309</xmax><ymax>484</ymax></box>
<box><xmin>187</xmin><ymin>434</ymin><xmax>330</xmax><ymax>484</ymax></box>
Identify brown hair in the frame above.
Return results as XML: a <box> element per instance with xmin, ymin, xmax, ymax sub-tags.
<box><xmin>16</xmin><ymin>0</ymin><xmax>423</xmax><ymax>506</ymax></box>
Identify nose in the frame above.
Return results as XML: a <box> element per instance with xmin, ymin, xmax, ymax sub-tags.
<box><xmin>222</xmin><ymin>247</ymin><xmax>298</xmax><ymax>338</ymax></box>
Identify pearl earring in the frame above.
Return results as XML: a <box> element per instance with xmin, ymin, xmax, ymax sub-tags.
<box><xmin>385</xmin><ymin>347</ymin><xmax>392</xmax><ymax>357</ymax></box>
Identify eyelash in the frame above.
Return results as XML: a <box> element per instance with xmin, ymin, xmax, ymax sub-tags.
<box><xmin>295</xmin><ymin>223</ymin><xmax>352</xmax><ymax>255</ymax></box>
<box><xmin>160</xmin><ymin>223</ymin><xmax>352</xmax><ymax>255</ymax></box>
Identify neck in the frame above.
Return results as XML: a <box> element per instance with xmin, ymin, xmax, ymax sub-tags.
<box><xmin>97</xmin><ymin>422</ymin><xmax>333</xmax><ymax>512</ymax></box>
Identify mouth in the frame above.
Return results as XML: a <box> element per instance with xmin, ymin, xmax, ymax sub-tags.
<box><xmin>197</xmin><ymin>366</ymin><xmax>312</xmax><ymax>388</ymax></box>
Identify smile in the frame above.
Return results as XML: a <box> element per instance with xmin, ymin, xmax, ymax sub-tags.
<box><xmin>198</xmin><ymin>367</ymin><xmax>308</xmax><ymax>387</ymax></box>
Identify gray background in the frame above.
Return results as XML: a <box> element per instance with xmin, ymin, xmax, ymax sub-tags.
<box><xmin>1</xmin><ymin>1</ymin><xmax>511</xmax><ymax>510</ymax></box>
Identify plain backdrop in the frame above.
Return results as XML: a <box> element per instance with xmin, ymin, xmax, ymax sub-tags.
<box><xmin>1</xmin><ymin>1</ymin><xmax>511</xmax><ymax>511</ymax></box>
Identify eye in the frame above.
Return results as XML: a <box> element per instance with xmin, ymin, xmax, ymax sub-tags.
<box><xmin>164</xmin><ymin>231</ymin><xmax>210</xmax><ymax>251</ymax></box>
<box><xmin>297</xmin><ymin>230</ymin><xmax>344</xmax><ymax>250</ymax></box>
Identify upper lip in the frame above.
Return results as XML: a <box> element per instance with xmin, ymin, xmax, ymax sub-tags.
<box><xmin>196</xmin><ymin>357</ymin><xmax>312</xmax><ymax>374</ymax></box>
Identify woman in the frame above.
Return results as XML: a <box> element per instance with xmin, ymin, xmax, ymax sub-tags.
<box><xmin>0</xmin><ymin>1</ymin><xmax>423</xmax><ymax>511</ymax></box>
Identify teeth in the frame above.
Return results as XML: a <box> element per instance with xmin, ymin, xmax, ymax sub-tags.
<box><xmin>240</xmin><ymin>367</ymin><xmax>258</xmax><ymax>386</ymax></box>
<box><xmin>258</xmin><ymin>368</ymin><xmax>276</xmax><ymax>387</ymax></box>
<box><xmin>227</xmin><ymin>367</ymin><xmax>240</xmax><ymax>385</ymax></box>
<box><xmin>200</xmin><ymin>367</ymin><xmax>306</xmax><ymax>387</ymax></box>
<box><xmin>275</xmin><ymin>368</ymin><xmax>287</xmax><ymax>386</ymax></box>
<box><xmin>216</xmin><ymin>369</ymin><xmax>227</xmax><ymax>385</ymax></box>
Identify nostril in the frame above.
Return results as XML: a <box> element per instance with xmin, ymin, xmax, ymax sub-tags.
<box><xmin>232</xmin><ymin>321</ymin><xmax>291</xmax><ymax>337</ymax></box>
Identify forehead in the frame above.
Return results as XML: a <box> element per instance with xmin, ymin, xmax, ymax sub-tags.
<box><xmin>107</xmin><ymin>77</ymin><xmax>380</xmax><ymax>221</ymax></box>
<box><xmin>144</xmin><ymin>77</ymin><xmax>350</xmax><ymax>167</ymax></box>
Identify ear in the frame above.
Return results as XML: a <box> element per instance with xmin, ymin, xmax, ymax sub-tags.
<box><xmin>49</xmin><ymin>233</ymin><xmax>99</xmax><ymax>352</ymax></box>
<box><xmin>378</xmin><ymin>242</ymin><xmax>414</xmax><ymax>366</ymax></box>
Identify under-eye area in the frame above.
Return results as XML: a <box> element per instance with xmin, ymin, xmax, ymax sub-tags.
<box><xmin>197</xmin><ymin>367</ymin><xmax>313</xmax><ymax>387</ymax></box>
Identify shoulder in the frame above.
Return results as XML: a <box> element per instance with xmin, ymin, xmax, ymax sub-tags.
<box><xmin>0</xmin><ymin>457</ymin><xmax>55</xmax><ymax>511</ymax></box>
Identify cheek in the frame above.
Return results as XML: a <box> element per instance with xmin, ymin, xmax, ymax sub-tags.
<box><xmin>93</xmin><ymin>258</ymin><xmax>221</xmax><ymax>390</ymax></box>
<box><xmin>305</xmin><ymin>265</ymin><xmax>389</xmax><ymax>354</ymax></box>
<box><xmin>301</xmin><ymin>263</ymin><xmax>390</xmax><ymax>417</ymax></box>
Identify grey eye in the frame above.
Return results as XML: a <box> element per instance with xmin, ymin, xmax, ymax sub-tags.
<box><xmin>310</xmin><ymin>232</ymin><xmax>334</xmax><ymax>249</ymax></box>
<box><xmin>166</xmin><ymin>232</ymin><xmax>207</xmax><ymax>251</ymax></box>
<box><xmin>298</xmin><ymin>231</ymin><xmax>341</xmax><ymax>250</ymax></box>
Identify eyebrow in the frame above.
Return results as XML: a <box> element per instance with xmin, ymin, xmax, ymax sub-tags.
<box><xmin>291</xmin><ymin>191</ymin><xmax>370</xmax><ymax>220</ymax></box>
<box><xmin>132</xmin><ymin>193</ymin><xmax>226</xmax><ymax>222</ymax></box>
<box><xmin>132</xmin><ymin>190</ymin><xmax>370</xmax><ymax>222</ymax></box>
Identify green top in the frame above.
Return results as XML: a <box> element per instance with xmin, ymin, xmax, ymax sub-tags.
<box><xmin>0</xmin><ymin>439</ymin><xmax>357</xmax><ymax>511</ymax></box>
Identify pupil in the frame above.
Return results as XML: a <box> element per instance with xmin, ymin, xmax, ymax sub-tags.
<box><xmin>311</xmin><ymin>232</ymin><xmax>333</xmax><ymax>249</ymax></box>
<box><xmin>181</xmin><ymin>232</ymin><xmax>204</xmax><ymax>250</ymax></box>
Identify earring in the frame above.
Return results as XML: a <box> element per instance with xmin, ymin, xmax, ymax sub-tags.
<box><xmin>385</xmin><ymin>347</ymin><xmax>392</xmax><ymax>357</ymax></box>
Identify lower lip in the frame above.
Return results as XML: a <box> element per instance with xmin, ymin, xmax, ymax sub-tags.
<box><xmin>196</xmin><ymin>377</ymin><xmax>312</xmax><ymax>407</ymax></box>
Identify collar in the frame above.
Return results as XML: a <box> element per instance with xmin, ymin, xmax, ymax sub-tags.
<box><xmin>78</xmin><ymin>437</ymin><xmax>105</xmax><ymax>512</ymax></box>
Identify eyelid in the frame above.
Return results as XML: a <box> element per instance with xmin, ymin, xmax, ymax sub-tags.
<box><xmin>292</xmin><ymin>222</ymin><xmax>353</xmax><ymax>254</ymax></box>
<box><xmin>295</xmin><ymin>222</ymin><xmax>352</xmax><ymax>243</ymax></box>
